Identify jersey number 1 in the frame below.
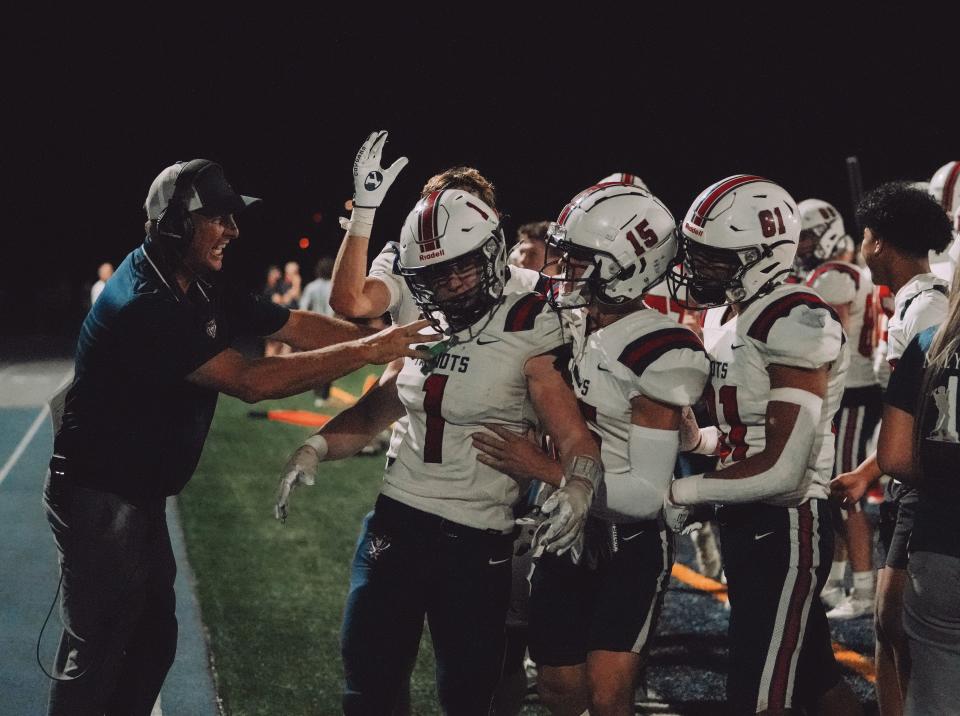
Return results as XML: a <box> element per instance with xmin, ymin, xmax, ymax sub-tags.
<box><xmin>422</xmin><ymin>374</ymin><xmax>449</xmax><ymax>463</ymax></box>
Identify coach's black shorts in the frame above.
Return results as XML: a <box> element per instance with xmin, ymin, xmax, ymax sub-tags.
<box><xmin>878</xmin><ymin>499</ymin><xmax>916</xmax><ymax>570</ymax></box>
<box><xmin>718</xmin><ymin>499</ymin><xmax>841</xmax><ymax>714</ymax></box>
<box><xmin>528</xmin><ymin>516</ymin><xmax>672</xmax><ymax>666</ymax></box>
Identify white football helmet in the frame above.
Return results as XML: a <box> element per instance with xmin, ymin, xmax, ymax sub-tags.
<box><xmin>544</xmin><ymin>183</ymin><xmax>677</xmax><ymax>309</ymax></box>
<box><xmin>599</xmin><ymin>172</ymin><xmax>649</xmax><ymax>191</ymax></box>
<box><xmin>667</xmin><ymin>175</ymin><xmax>800</xmax><ymax>307</ymax></box>
<box><xmin>398</xmin><ymin>189</ymin><xmax>506</xmax><ymax>334</ymax></box>
<box><xmin>929</xmin><ymin>161</ymin><xmax>960</xmax><ymax>216</ymax></box>
<box><xmin>795</xmin><ymin>198</ymin><xmax>854</xmax><ymax>273</ymax></box>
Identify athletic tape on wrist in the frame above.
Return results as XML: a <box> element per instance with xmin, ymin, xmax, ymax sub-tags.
<box><xmin>693</xmin><ymin>426</ymin><xmax>720</xmax><ymax>455</ymax></box>
<box><xmin>304</xmin><ymin>434</ymin><xmax>329</xmax><ymax>460</ymax></box>
<box><xmin>339</xmin><ymin>207</ymin><xmax>376</xmax><ymax>238</ymax></box>
<box><xmin>565</xmin><ymin>455</ymin><xmax>601</xmax><ymax>491</ymax></box>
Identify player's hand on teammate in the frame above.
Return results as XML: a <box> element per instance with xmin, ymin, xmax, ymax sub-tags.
<box><xmin>663</xmin><ymin>482</ymin><xmax>702</xmax><ymax>535</ymax></box>
<box><xmin>830</xmin><ymin>468</ymin><xmax>872</xmax><ymax>507</ymax></box>
<box><xmin>352</xmin><ymin>130</ymin><xmax>408</xmax><ymax>209</ymax></box>
<box><xmin>472</xmin><ymin>424</ymin><xmax>563</xmax><ymax>486</ymax></box>
<box><xmin>359</xmin><ymin>319</ymin><xmax>442</xmax><ymax>364</ymax></box>
<box><xmin>275</xmin><ymin>444</ymin><xmax>322</xmax><ymax>522</ymax></box>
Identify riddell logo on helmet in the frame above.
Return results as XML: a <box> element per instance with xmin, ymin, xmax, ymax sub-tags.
<box><xmin>684</xmin><ymin>222</ymin><xmax>704</xmax><ymax>237</ymax></box>
<box><xmin>420</xmin><ymin>248</ymin><xmax>446</xmax><ymax>261</ymax></box>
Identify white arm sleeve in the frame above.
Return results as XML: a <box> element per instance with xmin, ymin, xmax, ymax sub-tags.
<box><xmin>368</xmin><ymin>243</ymin><xmax>404</xmax><ymax>313</ymax></box>
<box><xmin>599</xmin><ymin>425</ymin><xmax>679</xmax><ymax>520</ymax></box>
<box><xmin>671</xmin><ymin>388</ymin><xmax>822</xmax><ymax>505</ymax></box>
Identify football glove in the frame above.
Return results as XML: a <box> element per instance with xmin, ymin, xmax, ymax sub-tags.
<box><xmin>663</xmin><ymin>489</ymin><xmax>702</xmax><ymax>535</ymax></box>
<box><xmin>352</xmin><ymin>130</ymin><xmax>408</xmax><ymax>209</ymax></box>
<box><xmin>275</xmin><ymin>437</ymin><xmax>327</xmax><ymax>523</ymax></box>
<box><xmin>536</xmin><ymin>476</ymin><xmax>593</xmax><ymax>556</ymax></box>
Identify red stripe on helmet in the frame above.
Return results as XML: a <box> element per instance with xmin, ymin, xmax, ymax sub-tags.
<box><xmin>418</xmin><ymin>190</ymin><xmax>444</xmax><ymax>252</ymax></box>
<box><xmin>692</xmin><ymin>175</ymin><xmax>767</xmax><ymax>227</ymax></box>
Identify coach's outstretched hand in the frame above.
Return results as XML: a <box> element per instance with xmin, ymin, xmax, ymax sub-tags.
<box><xmin>352</xmin><ymin>130</ymin><xmax>408</xmax><ymax>209</ymax></box>
<box><xmin>359</xmin><ymin>319</ymin><xmax>441</xmax><ymax>364</ymax></box>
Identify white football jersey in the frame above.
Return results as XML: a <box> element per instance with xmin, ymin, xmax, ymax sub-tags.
<box><xmin>805</xmin><ymin>261</ymin><xmax>877</xmax><ymax>388</ymax></box>
<box><xmin>886</xmin><ymin>273</ymin><xmax>950</xmax><ymax>365</ymax></box>
<box><xmin>383</xmin><ymin>290</ymin><xmax>566</xmax><ymax>532</ymax></box>
<box><xmin>370</xmin><ymin>244</ymin><xmax>542</xmax><ymax>459</ymax></box>
<box><xmin>642</xmin><ymin>281</ymin><xmax>690</xmax><ymax>324</ymax></box>
<box><xmin>569</xmin><ymin>308</ymin><xmax>709</xmax><ymax>522</ymax></box>
<box><xmin>701</xmin><ymin>283</ymin><xmax>848</xmax><ymax>506</ymax></box>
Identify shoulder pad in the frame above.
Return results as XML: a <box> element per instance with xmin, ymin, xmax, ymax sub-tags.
<box><xmin>747</xmin><ymin>291</ymin><xmax>840</xmax><ymax>343</ymax></box>
<box><xmin>806</xmin><ymin>263</ymin><xmax>859</xmax><ymax>305</ymax></box>
<box><xmin>617</xmin><ymin>327</ymin><xmax>706</xmax><ymax>377</ymax></box>
<box><xmin>747</xmin><ymin>291</ymin><xmax>843</xmax><ymax>367</ymax></box>
<box><xmin>504</xmin><ymin>292</ymin><xmax>549</xmax><ymax>332</ymax></box>
<box><xmin>899</xmin><ymin>284</ymin><xmax>949</xmax><ymax>321</ymax></box>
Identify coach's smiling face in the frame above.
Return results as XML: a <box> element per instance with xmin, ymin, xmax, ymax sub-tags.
<box><xmin>185</xmin><ymin>213</ymin><xmax>239</xmax><ymax>275</ymax></box>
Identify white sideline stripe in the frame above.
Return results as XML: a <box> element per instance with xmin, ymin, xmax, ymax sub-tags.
<box><xmin>0</xmin><ymin>404</ymin><xmax>49</xmax><ymax>486</ymax></box>
<box><xmin>151</xmin><ymin>695</ymin><xmax>163</xmax><ymax>715</ymax></box>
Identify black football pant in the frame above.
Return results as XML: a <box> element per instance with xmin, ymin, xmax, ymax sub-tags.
<box><xmin>341</xmin><ymin>495</ymin><xmax>514</xmax><ymax>715</ymax></box>
<box><xmin>43</xmin><ymin>462</ymin><xmax>177</xmax><ymax>716</ymax></box>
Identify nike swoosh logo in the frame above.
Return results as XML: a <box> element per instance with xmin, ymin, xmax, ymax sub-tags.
<box><xmin>622</xmin><ymin>530</ymin><xmax>644</xmax><ymax>541</ymax></box>
<box><xmin>488</xmin><ymin>556</ymin><xmax>510</xmax><ymax>565</ymax></box>
<box><xmin>754</xmin><ymin>531</ymin><xmax>775</xmax><ymax>541</ymax></box>
<box><xmin>597</xmin><ymin>364</ymin><xmax>612</xmax><ymax>372</ymax></box>
<box><xmin>477</xmin><ymin>338</ymin><xmax>501</xmax><ymax>345</ymax></box>
<box><xmin>731</xmin><ymin>343</ymin><xmax>745</xmax><ymax>350</ymax></box>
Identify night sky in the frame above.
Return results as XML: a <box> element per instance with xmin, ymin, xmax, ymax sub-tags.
<box><xmin>5</xmin><ymin>13</ymin><xmax>957</xmax><ymax>335</ymax></box>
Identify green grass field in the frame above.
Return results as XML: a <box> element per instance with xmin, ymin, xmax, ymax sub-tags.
<box><xmin>177</xmin><ymin>366</ymin><xmax>453</xmax><ymax>715</ymax></box>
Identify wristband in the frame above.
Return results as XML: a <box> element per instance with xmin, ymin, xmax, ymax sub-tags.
<box><xmin>693</xmin><ymin>426</ymin><xmax>720</xmax><ymax>455</ymax></box>
<box><xmin>304</xmin><ymin>434</ymin><xmax>329</xmax><ymax>460</ymax></box>
<box><xmin>339</xmin><ymin>207</ymin><xmax>377</xmax><ymax>238</ymax></box>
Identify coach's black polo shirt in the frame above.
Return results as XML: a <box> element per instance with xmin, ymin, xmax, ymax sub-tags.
<box><xmin>885</xmin><ymin>325</ymin><xmax>960</xmax><ymax>559</ymax></box>
<box><xmin>55</xmin><ymin>241</ymin><xmax>290</xmax><ymax>502</ymax></box>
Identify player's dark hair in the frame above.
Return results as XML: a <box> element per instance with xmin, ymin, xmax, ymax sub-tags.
<box><xmin>517</xmin><ymin>221</ymin><xmax>551</xmax><ymax>244</ymax></box>
<box><xmin>856</xmin><ymin>182</ymin><xmax>953</xmax><ymax>257</ymax></box>
<box><xmin>421</xmin><ymin>167</ymin><xmax>497</xmax><ymax>210</ymax></box>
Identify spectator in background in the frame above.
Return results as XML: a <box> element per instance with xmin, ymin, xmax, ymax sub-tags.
<box><xmin>263</xmin><ymin>266</ymin><xmax>283</xmax><ymax>356</ymax></box>
<box><xmin>90</xmin><ymin>262</ymin><xmax>114</xmax><ymax>306</ymax></box>
<box><xmin>301</xmin><ymin>257</ymin><xmax>335</xmax><ymax>405</ymax></box>
<box><xmin>301</xmin><ymin>257</ymin><xmax>335</xmax><ymax>317</ymax></box>
<box><xmin>876</xmin><ymin>260</ymin><xmax>960</xmax><ymax>715</ymax></box>
<box><xmin>280</xmin><ymin>261</ymin><xmax>302</xmax><ymax>309</ymax></box>
<box><xmin>507</xmin><ymin>221</ymin><xmax>552</xmax><ymax>271</ymax></box>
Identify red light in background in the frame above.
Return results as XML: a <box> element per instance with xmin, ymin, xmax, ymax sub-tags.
<box><xmin>311</xmin><ymin>211</ymin><xmax>323</xmax><ymax>224</ymax></box>
<box><xmin>299</xmin><ymin>237</ymin><xmax>310</xmax><ymax>250</ymax></box>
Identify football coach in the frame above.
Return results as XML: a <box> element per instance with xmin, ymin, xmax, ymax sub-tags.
<box><xmin>43</xmin><ymin>159</ymin><xmax>434</xmax><ymax>715</ymax></box>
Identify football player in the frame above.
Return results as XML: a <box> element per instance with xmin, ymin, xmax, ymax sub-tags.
<box><xmin>666</xmin><ymin>175</ymin><xmax>862</xmax><ymax>715</ymax></box>
<box><xmin>277</xmin><ymin>189</ymin><xmax>600</xmax><ymax>715</ymax></box>
<box><xmin>795</xmin><ymin>199</ymin><xmax>881</xmax><ymax>620</ymax></box>
<box><xmin>830</xmin><ymin>182</ymin><xmax>953</xmax><ymax>714</ymax></box>
<box><xmin>475</xmin><ymin>182</ymin><xmax>709</xmax><ymax>715</ymax></box>
<box><xmin>926</xmin><ymin>160</ymin><xmax>959</xmax><ymax>283</ymax></box>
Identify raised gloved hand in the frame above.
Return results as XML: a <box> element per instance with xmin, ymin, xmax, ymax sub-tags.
<box><xmin>275</xmin><ymin>436</ymin><xmax>327</xmax><ymax>523</ymax></box>
<box><xmin>352</xmin><ymin>130</ymin><xmax>408</xmax><ymax>209</ymax></box>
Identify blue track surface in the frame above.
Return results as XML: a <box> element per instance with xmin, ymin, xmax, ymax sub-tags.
<box><xmin>0</xmin><ymin>404</ymin><xmax>219</xmax><ymax>716</ymax></box>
